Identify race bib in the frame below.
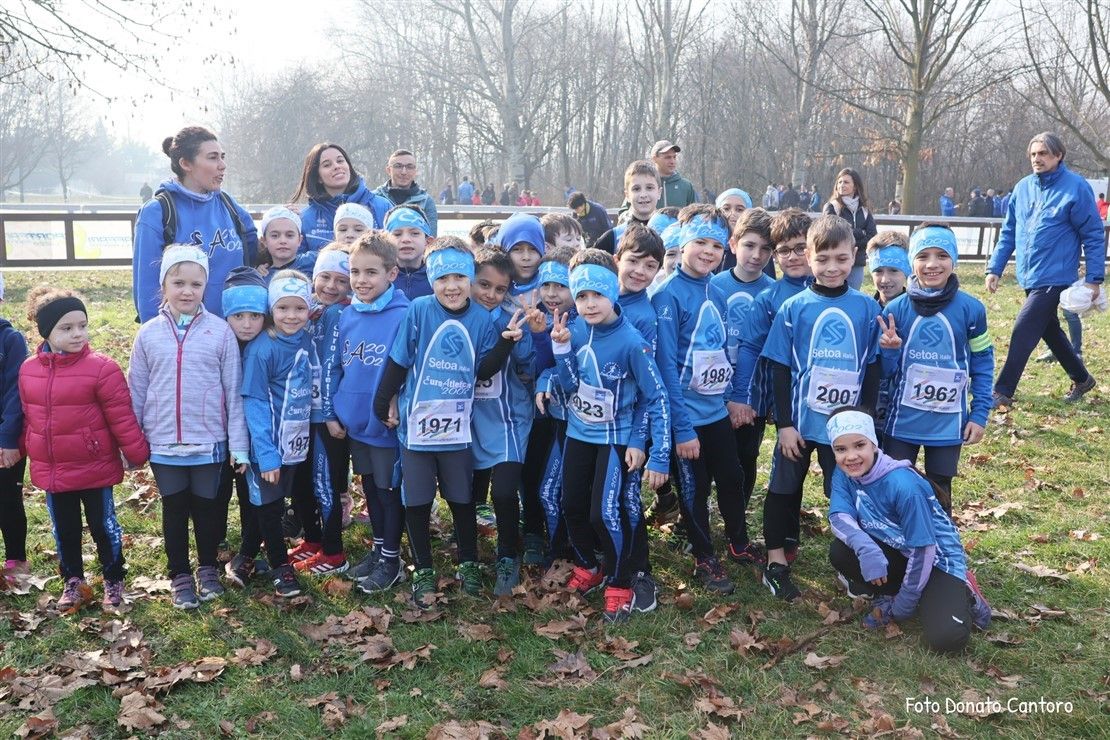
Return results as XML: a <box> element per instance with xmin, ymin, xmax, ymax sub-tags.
<box><xmin>474</xmin><ymin>372</ymin><xmax>503</xmax><ymax>400</ymax></box>
<box><xmin>806</xmin><ymin>366</ymin><xmax>860</xmax><ymax>413</ymax></box>
<box><xmin>570</xmin><ymin>382</ymin><xmax>615</xmax><ymax>424</ymax></box>
<box><xmin>901</xmin><ymin>364</ymin><xmax>965</xmax><ymax>413</ymax></box>
<box><xmin>310</xmin><ymin>363</ymin><xmax>322</xmax><ymax>412</ymax></box>
<box><xmin>690</xmin><ymin>349</ymin><xmax>733</xmax><ymax>395</ymax></box>
<box><xmin>279</xmin><ymin>419</ymin><xmax>310</xmax><ymax>465</ymax></box>
<box><xmin>408</xmin><ymin>399</ymin><xmax>472</xmax><ymax>446</ymax></box>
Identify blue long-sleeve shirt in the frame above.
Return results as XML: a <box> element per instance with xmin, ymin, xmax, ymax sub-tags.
<box><xmin>731</xmin><ymin>274</ymin><xmax>810</xmax><ymax>409</ymax></box>
<box><xmin>651</xmin><ymin>268</ymin><xmax>733</xmax><ymax>443</ymax></box>
<box><xmin>880</xmin><ymin>290</ymin><xmax>994</xmax><ymax>445</ymax></box>
<box><xmin>711</xmin><ymin>269</ymin><xmax>775</xmax><ymax>366</ymax></box>
<box><xmin>132</xmin><ymin>179</ymin><xmax>258</xmax><ymax>322</ymax></box>
<box><xmin>617</xmin><ymin>289</ymin><xmax>657</xmax><ymax>352</ymax></box>
<box><xmin>472</xmin><ymin>306</ymin><xmax>535</xmax><ymax>467</ymax></box>
<box><xmin>552</xmin><ymin>312</ymin><xmax>670</xmax><ymax>472</ymax></box>
<box><xmin>309</xmin><ymin>303</ymin><xmax>344</xmax><ymax>424</ymax></box>
<box><xmin>241</xmin><ymin>329</ymin><xmax>313</xmax><ymax>472</ymax></box>
<box><xmin>0</xmin><ymin>320</ymin><xmax>27</xmax><ymax>449</ymax></box>
<box><xmin>988</xmin><ymin>162</ymin><xmax>1106</xmax><ymax>288</ymax></box>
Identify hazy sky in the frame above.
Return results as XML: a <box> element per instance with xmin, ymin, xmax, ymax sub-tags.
<box><xmin>82</xmin><ymin>0</ymin><xmax>349</xmax><ymax>149</ymax></box>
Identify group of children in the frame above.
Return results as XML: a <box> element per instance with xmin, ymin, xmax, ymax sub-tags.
<box><xmin>0</xmin><ymin>158</ymin><xmax>994</xmax><ymax>651</ymax></box>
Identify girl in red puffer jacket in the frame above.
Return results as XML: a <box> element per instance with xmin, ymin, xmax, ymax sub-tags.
<box><xmin>19</xmin><ymin>287</ymin><xmax>149</xmax><ymax>613</ymax></box>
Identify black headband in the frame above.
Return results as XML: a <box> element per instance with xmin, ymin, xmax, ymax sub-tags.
<box><xmin>37</xmin><ymin>296</ymin><xmax>87</xmax><ymax>339</ymax></box>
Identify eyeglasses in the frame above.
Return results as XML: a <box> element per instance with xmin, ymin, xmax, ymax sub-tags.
<box><xmin>774</xmin><ymin>245</ymin><xmax>807</xmax><ymax>257</ymax></box>
<box><xmin>390</xmin><ymin>163</ymin><xmax>417</xmax><ymax>171</ymax></box>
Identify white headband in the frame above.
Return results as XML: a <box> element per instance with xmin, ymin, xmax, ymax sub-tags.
<box><xmin>159</xmin><ymin>245</ymin><xmax>209</xmax><ymax>285</ymax></box>
<box><xmin>260</xmin><ymin>206</ymin><xmax>302</xmax><ymax>236</ymax></box>
<box><xmin>825</xmin><ymin>410</ymin><xmax>878</xmax><ymax>446</ymax></box>
<box><xmin>268</xmin><ymin>275</ymin><xmax>312</xmax><ymax>309</ymax></box>
<box><xmin>314</xmin><ymin>249</ymin><xmax>350</xmax><ymax>279</ymax></box>
<box><xmin>334</xmin><ymin>202</ymin><xmax>375</xmax><ymax>230</ymax></box>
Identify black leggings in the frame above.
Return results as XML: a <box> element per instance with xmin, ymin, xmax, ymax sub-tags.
<box><xmin>561</xmin><ymin>437</ymin><xmax>637</xmax><ymax>588</ymax></box>
<box><xmin>216</xmin><ymin>466</ymin><xmax>249</xmax><ymax>547</ymax></box>
<box><xmin>734</xmin><ymin>417</ymin><xmax>766</xmax><ymax>504</ymax></box>
<box><xmin>162</xmin><ymin>491</ymin><xmax>221</xmax><ymax>577</ymax></box>
<box><xmin>0</xmin><ymin>458</ymin><xmax>27</xmax><ymax>561</ymax></box>
<box><xmin>291</xmin><ymin>425</ymin><xmax>349</xmax><ymax>555</ymax></box>
<box><xmin>676</xmin><ymin>417</ymin><xmax>748</xmax><ymax>559</ymax></box>
<box><xmin>518</xmin><ymin>416</ymin><xmax>553</xmax><ymax>538</ymax></box>
<box><xmin>405</xmin><ymin>500</ymin><xmax>478</xmax><ymax>571</ymax></box>
<box><xmin>47</xmin><ymin>487</ymin><xmax>124</xmax><ymax>581</ymax></box>
<box><xmin>524</xmin><ymin>417</ymin><xmax>569</xmax><ymax>554</ymax></box>
<box><xmin>473</xmin><ymin>462</ymin><xmax>523</xmax><ymax>558</ymax></box>
<box><xmin>241</xmin><ymin>498</ymin><xmax>289</xmax><ymax>569</ymax></box>
<box><xmin>829</xmin><ymin>538</ymin><xmax>975</xmax><ymax>654</ymax></box>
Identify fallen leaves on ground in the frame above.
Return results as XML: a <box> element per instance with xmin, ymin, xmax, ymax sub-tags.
<box><xmin>457</xmin><ymin>621</ymin><xmax>497</xmax><ymax>642</ymax></box>
<box><xmin>230</xmin><ymin>639</ymin><xmax>277</xmax><ymax>667</ymax></box>
<box><xmin>803</xmin><ymin>652</ymin><xmax>847</xmax><ymax>670</ymax></box>
<box><xmin>116</xmin><ymin>691</ymin><xmax>166</xmax><ymax>732</ymax></box>
<box><xmin>1014</xmin><ymin>562</ymin><xmax>1069</xmax><ymax>581</ymax></box>
<box><xmin>305</xmin><ymin>692</ymin><xmax>366</xmax><ymax>730</ymax></box>
<box><xmin>534</xmin><ymin>613</ymin><xmax>588</xmax><ymax>640</ymax></box>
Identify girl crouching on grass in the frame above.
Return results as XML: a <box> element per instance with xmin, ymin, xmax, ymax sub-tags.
<box><xmin>21</xmin><ymin>287</ymin><xmax>149</xmax><ymax>612</ymax></box>
<box><xmin>129</xmin><ymin>245</ymin><xmax>250</xmax><ymax>610</ymax></box>
<box><xmin>825</xmin><ymin>407</ymin><xmax>991</xmax><ymax>653</ymax></box>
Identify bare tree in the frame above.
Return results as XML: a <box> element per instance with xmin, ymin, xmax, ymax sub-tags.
<box><xmin>43</xmin><ymin>81</ymin><xmax>94</xmax><ymax>201</ymax></box>
<box><xmin>1018</xmin><ymin>0</ymin><xmax>1109</xmax><ymax>170</ymax></box>
<box><xmin>0</xmin><ymin>67</ymin><xmax>50</xmax><ymax>200</ymax></box>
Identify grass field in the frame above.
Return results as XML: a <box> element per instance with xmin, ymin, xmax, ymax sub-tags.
<box><xmin>0</xmin><ymin>267</ymin><xmax>1107</xmax><ymax>739</ymax></box>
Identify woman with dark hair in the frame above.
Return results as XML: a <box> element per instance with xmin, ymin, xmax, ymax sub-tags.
<box><xmin>132</xmin><ymin>126</ymin><xmax>258</xmax><ymax>322</ymax></box>
<box><xmin>823</xmin><ymin>167</ymin><xmax>877</xmax><ymax>290</ymax></box>
<box><xmin>291</xmin><ymin>143</ymin><xmax>390</xmax><ymax>252</ymax></box>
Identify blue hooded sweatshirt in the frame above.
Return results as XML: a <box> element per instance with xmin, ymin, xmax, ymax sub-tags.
<box><xmin>988</xmin><ymin>162</ymin><xmax>1106</xmax><ymax>288</ymax></box>
<box><xmin>394</xmin><ymin>263</ymin><xmax>434</xmax><ymax>302</ymax></box>
<box><xmin>241</xmin><ymin>328</ymin><xmax>314</xmax><ymax>474</ymax></box>
<box><xmin>300</xmin><ymin>177</ymin><xmax>391</xmax><ymax>251</ymax></box>
<box><xmin>132</xmin><ymin>179</ymin><xmax>258</xmax><ymax>322</ymax></box>
<box><xmin>0</xmin><ymin>319</ymin><xmax>28</xmax><ymax>449</ymax></box>
<box><xmin>331</xmin><ymin>286</ymin><xmax>410</xmax><ymax>447</ymax></box>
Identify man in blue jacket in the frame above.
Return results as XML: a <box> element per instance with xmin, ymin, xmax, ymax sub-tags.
<box><xmin>986</xmin><ymin>132</ymin><xmax>1104</xmax><ymax>405</ymax></box>
<box><xmin>938</xmin><ymin>187</ymin><xmax>956</xmax><ymax>217</ymax></box>
<box><xmin>374</xmin><ymin>150</ymin><xmax>439</xmax><ymax>236</ymax></box>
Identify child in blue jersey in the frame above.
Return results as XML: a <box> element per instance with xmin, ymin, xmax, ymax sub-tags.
<box><xmin>286</xmin><ymin>245</ymin><xmax>354</xmax><ymax>575</ymax></box>
<box><xmin>597</xmin><ymin>161</ymin><xmax>663</xmax><ymax>254</ymax></box>
<box><xmin>616</xmin><ymin>225</ymin><xmax>663</xmax><ymax>350</ymax></box>
<box><xmin>714</xmin><ymin>188</ymin><xmax>753</xmax><ymax>274</ymax></box>
<box><xmin>217</xmin><ymin>267</ymin><xmax>269</xmax><ymax>573</ymax></box>
<box><xmin>551</xmin><ymin>249</ymin><xmax>670</xmax><ymax>623</ymax></box>
<box><xmin>498</xmin><ymin>213</ymin><xmax>546</xmax><ymax>304</ymax></box>
<box><xmin>256</xmin><ymin>207</ymin><xmax>316</xmax><ymax>282</ymax></box>
<box><xmin>865</xmin><ymin>231</ymin><xmax>911</xmax><ymax>441</ymax></box>
<box><xmin>386</xmin><ymin>205</ymin><xmax>434</xmax><ymax>301</ymax></box>
<box><xmin>327</xmin><ymin>232</ymin><xmax>412</xmax><ymax>594</ymax></box>
<box><xmin>470</xmin><ymin>248</ymin><xmax>540</xmax><ymax>595</ymax></box>
<box><xmin>526</xmin><ymin>247</ymin><xmax>578</xmax><ymax>565</ymax></box>
<box><xmin>652</xmin><ymin>205</ymin><xmax>752</xmax><ymax>595</ymax></box>
<box><xmin>0</xmin><ymin>274</ymin><xmax>28</xmax><ymax>586</ymax></box>
<box><xmin>877</xmin><ymin>225</ymin><xmax>994</xmax><ymax>513</ymax></box>
<box><xmin>710</xmin><ymin>208</ymin><xmax>775</xmax><ymax>555</ymax></box>
<box><xmin>648</xmin><ymin>219</ymin><xmax>682</xmax><ymax>297</ymax></box>
<box><xmin>234</xmin><ymin>271</ymin><xmax>315</xmax><ymax>599</ymax></box>
<box><xmin>373</xmin><ymin>239</ymin><xmax>524</xmax><ymax>608</ymax></box>
<box><xmin>760</xmin><ymin>215</ymin><xmax>883</xmax><ymax>602</ymax></box>
<box><xmin>825</xmin><ymin>408</ymin><xmax>991</xmax><ymax>653</ymax></box>
<box><xmin>730</xmin><ymin>209</ymin><xmax>813</xmax><ymax>562</ymax></box>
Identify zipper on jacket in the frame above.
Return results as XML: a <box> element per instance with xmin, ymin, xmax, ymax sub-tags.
<box><xmin>45</xmin><ymin>355</ymin><xmax>56</xmax><ymax>492</ymax></box>
<box><xmin>166</xmin><ymin>310</ymin><xmax>197</xmax><ymax>443</ymax></box>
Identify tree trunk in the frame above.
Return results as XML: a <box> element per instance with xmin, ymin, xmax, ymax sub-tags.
<box><xmin>900</xmin><ymin>98</ymin><xmax>925</xmax><ymax>214</ymax></box>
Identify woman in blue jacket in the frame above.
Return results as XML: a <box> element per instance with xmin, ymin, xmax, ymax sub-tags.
<box><xmin>132</xmin><ymin>127</ymin><xmax>258</xmax><ymax>322</ymax></box>
<box><xmin>291</xmin><ymin>143</ymin><xmax>391</xmax><ymax>251</ymax></box>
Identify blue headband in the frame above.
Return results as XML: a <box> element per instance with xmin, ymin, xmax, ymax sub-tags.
<box><xmin>909</xmin><ymin>226</ymin><xmax>958</xmax><ymax>265</ymax></box>
<box><xmin>569</xmin><ymin>264</ymin><xmax>619</xmax><ymax>304</ymax></box>
<box><xmin>868</xmin><ymin>246</ymin><xmax>912</xmax><ymax>276</ymax></box>
<box><xmin>647</xmin><ymin>212</ymin><xmax>677</xmax><ymax>235</ymax></box>
<box><xmin>314</xmin><ymin>250</ymin><xmax>350</xmax><ymax>279</ymax></box>
<box><xmin>679</xmin><ymin>214</ymin><xmax>729</xmax><ymax>248</ymax></box>
<box><xmin>385</xmin><ymin>207</ymin><xmax>433</xmax><ymax>237</ymax></box>
<box><xmin>661</xmin><ymin>222</ymin><xmax>682</xmax><ymax>250</ymax></box>
<box><xmin>538</xmin><ymin>261</ymin><xmax>570</xmax><ymax>287</ymax></box>
<box><xmin>268</xmin><ymin>276</ymin><xmax>312</xmax><ymax>309</ymax></box>
<box><xmin>222</xmin><ymin>285</ymin><xmax>268</xmax><ymax>317</ymax></box>
<box><xmin>715</xmin><ymin>188</ymin><xmax>753</xmax><ymax>209</ymax></box>
<box><xmin>426</xmin><ymin>247</ymin><xmax>475</xmax><ymax>282</ymax></box>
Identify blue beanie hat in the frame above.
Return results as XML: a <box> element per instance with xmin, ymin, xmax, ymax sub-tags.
<box><xmin>222</xmin><ymin>266</ymin><xmax>268</xmax><ymax>316</ymax></box>
<box><xmin>498</xmin><ymin>213</ymin><xmax>545</xmax><ymax>256</ymax></box>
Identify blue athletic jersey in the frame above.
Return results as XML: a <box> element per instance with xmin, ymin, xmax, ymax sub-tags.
<box><xmin>534</xmin><ymin>310</ymin><xmax>577</xmax><ymax>422</ymax></box>
<box><xmin>308</xmin><ymin>302</ymin><xmax>343</xmax><ymax>424</ymax></box>
<box><xmin>241</xmin><ymin>329</ymin><xmax>314</xmax><ymax>472</ymax></box>
<box><xmin>761</xmin><ymin>287</ymin><xmax>881</xmax><ymax>443</ymax></box>
<box><xmin>829</xmin><ymin>465</ymin><xmax>967</xmax><ymax>579</ymax></box>
<box><xmin>651</xmin><ymin>268</ymin><xmax>732</xmax><ymax>443</ymax></box>
<box><xmin>389</xmin><ymin>296</ymin><xmax>498</xmax><ymax>452</ymax></box>
<box><xmin>617</xmin><ymin>289</ymin><xmax>657</xmax><ymax>352</ymax></box>
<box><xmin>471</xmin><ymin>306</ymin><xmax>535</xmax><ymax>468</ymax></box>
<box><xmin>711</xmin><ymin>269</ymin><xmax>775</xmax><ymax>365</ymax></box>
<box><xmin>553</xmin><ymin>314</ymin><xmax>671</xmax><ymax>473</ymax></box>
<box><xmin>881</xmin><ymin>291</ymin><xmax>993</xmax><ymax>445</ymax></box>
<box><xmin>331</xmin><ymin>287</ymin><xmax>410</xmax><ymax>447</ymax></box>
<box><xmin>732</xmin><ymin>274</ymin><xmax>810</xmax><ymax>409</ymax></box>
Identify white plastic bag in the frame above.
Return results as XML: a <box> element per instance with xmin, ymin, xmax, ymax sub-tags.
<box><xmin>1059</xmin><ymin>279</ymin><xmax>1107</xmax><ymax>317</ymax></box>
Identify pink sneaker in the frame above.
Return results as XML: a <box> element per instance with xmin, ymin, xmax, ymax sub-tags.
<box><xmin>3</xmin><ymin>559</ymin><xmax>29</xmax><ymax>586</ymax></box>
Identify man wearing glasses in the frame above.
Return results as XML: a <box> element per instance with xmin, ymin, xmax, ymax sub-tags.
<box><xmin>375</xmin><ymin>150</ymin><xmax>439</xmax><ymax>236</ymax></box>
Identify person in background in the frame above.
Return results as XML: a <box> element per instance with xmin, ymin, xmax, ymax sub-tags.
<box><xmin>823</xmin><ymin>167</ymin><xmax>877</xmax><ymax>290</ymax></box>
<box><xmin>374</xmin><ymin>150</ymin><xmax>439</xmax><ymax>236</ymax></box>
<box><xmin>938</xmin><ymin>187</ymin><xmax>956</xmax><ymax>217</ymax></box>
<box><xmin>457</xmin><ymin>176</ymin><xmax>475</xmax><ymax>206</ymax></box>
<box><xmin>568</xmin><ymin>192</ymin><xmax>612</xmax><ymax>248</ymax></box>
